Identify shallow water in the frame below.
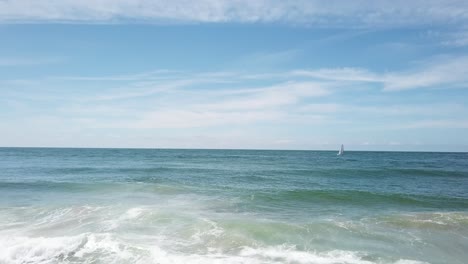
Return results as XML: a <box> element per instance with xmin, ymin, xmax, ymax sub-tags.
<box><xmin>0</xmin><ymin>148</ymin><xmax>467</xmax><ymax>263</ymax></box>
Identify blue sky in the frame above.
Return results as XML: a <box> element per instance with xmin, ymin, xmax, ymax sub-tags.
<box><xmin>1</xmin><ymin>1</ymin><xmax>468</xmax><ymax>151</ymax></box>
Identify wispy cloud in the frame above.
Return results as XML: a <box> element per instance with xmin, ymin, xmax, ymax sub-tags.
<box><xmin>100</xmin><ymin>80</ymin><xmax>330</xmax><ymax>129</ymax></box>
<box><xmin>443</xmin><ymin>30</ymin><xmax>468</xmax><ymax>47</ymax></box>
<box><xmin>3</xmin><ymin>54</ymin><xmax>467</xmax><ymax>111</ymax></box>
<box><xmin>292</xmin><ymin>55</ymin><xmax>468</xmax><ymax>91</ymax></box>
<box><xmin>292</xmin><ymin>68</ymin><xmax>379</xmax><ymax>82</ymax></box>
<box><xmin>2</xmin><ymin>64</ymin><xmax>467</xmax><ymax>149</ymax></box>
<box><xmin>196</xmin><ymin>82</ymin><xmax>330</xmax><ymax>111</ymax></box>
<box><xmin>427</xmin><ymin>28</ymin><xmax>468</xmax><ymax>47</ymax></box>
<box><xmin>8</xmin><ymin>68</ymin><xmax>465</xmax><ymax>133</ymax></box>
<box><xmin>1</xmin><ymin>0</ymin><xmax>467</xmax><ymax>27</ymax></box>
<box><xmin>382</xmin><ymin>56</ymin><xmax>468</xmax><ymax>91</ymax></box>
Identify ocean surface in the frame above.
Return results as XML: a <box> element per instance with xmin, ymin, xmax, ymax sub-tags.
<box><xmin>0</xmin><ymin>148</ymin><xmax>467</xmax><ymax>264</ymax></box>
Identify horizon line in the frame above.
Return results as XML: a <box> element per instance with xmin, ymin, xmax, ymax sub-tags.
<box><xmin>0</xmin><ymin>146</ymin><xmax>467</xmax><ymax>153</ymax></box>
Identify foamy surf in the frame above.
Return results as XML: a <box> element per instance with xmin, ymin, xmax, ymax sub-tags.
<box><xmin>0</xmin><ymin>233</ymin><xmax>428</xmax><ymax>264</ymax></box>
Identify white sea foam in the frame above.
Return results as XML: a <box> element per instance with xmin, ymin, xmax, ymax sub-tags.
<box><xmin>0</xmin><ymin>233</ymin><xmax>144</xmax><ymax>264</ymax></box>
<box><xmin>240</xmin><ymin>246</ymin><xmax>375</xmax><ymax>264</ymax></box>
<box><xmin>191</xmin><ymin>218</ymin><xmax>225</xmax><ymax>244</ymax></box>
<box><xmin>101</xmin><ymin>207</ymin><xmax>147</xmax><ymax>231</ymax></box>
<box><xmin>148</xmin><ymin>244</ymin><xmax>430</xmax><ymax>264</ymax></box>
<box><xmin>123</xmin><ymin>207</ymin><xmax>145</xmax><ymax>219</ymax></box>
<box><xmin>394</xmin><ymin>261</ymin><xmax>429</xmax><ymax>264</ymax></box>
<box><xmin>0</xmin><ymin>205</ymin><xmax>450</xmax><ymax>264</ymax></box>
<box><xmin>0</xmin><ymin>234</ymin><xmax>429</xmax><ymax>264</ymax></box>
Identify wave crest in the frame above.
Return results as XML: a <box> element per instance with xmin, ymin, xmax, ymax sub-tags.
<box><xmin>0</xmin><ymin>234</ymin><xmax>429</xmax><ymax>264</ymax></box>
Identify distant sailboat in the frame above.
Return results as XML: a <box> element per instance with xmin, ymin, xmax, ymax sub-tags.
<box><xmin>337</xmin><ymin>144</ymin><xmax>344</xmax><ymax>155</ymax></box>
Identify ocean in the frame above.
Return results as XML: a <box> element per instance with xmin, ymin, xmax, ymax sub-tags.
<box><xmin>0</xmin><ymin>148</ymin><xmax>467</xmax><ymax>264</ymax></box>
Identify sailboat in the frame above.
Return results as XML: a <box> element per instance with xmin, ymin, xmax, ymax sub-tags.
<box><xmin>337</xmin><ymin>144</ymin><xmax>344</xmax><ymax>155</ymax></box>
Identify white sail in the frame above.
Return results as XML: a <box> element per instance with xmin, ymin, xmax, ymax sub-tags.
<box><xmin>337</xmin><ymin>144</ymin><xmax>344</xmax><ymax>155</ymax></box>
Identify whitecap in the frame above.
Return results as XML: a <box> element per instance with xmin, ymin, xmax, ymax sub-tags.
<box><xmin>0</xmin><ymin>233</ymin><xmax>145</xmax><ymax>264</ymax></box>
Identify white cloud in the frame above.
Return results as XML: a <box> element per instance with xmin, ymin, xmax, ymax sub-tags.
<box><xmin>292</xmin><ymin>68</ymin><xmax>379</xmax><ymax>82</ymax></box>
<box><xmin>292</xmin><ymin>55</ymin><xmax>468</xmax><ymax>91</ymax></box>
<box><xmin>97</xmin><ymin>81</ymin><xmax>330</xmax><ymax>129</ymax></box>
<box><xmin>382</xmin><ymin>56</ymin><xmax>468</xmax><ymax>91</ymax></box>
<box><xmin>1</xmin><ymin>0</ymin><xmax>467</xmax><ymax>27</ymax></box>
<box><xmin>2</xmin><ymin>65</ymin><xmax>468</xmax><ymax>150</ymax></box>
<box><xmin>36</xmin><ymin>54</ymin><xmax>466</xmax><ymax>107</ymax></box>
<box><xmin>198</xmin><ymin>82</ymin><xmax>330</xmax><ymax>111</ymax></box>
<box><xmin>430</xmin><ymin>28</ymin><xmax>468</xmax><ymax>47</ymax></box>
<box><xmin>3</xmin><ymin>63</ymin><xmax>468</xmax><ymax>134</ymax></box>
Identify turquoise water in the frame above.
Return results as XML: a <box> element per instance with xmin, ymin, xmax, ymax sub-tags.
<box><xmin>0</xmin><ymin>148</ymin><xmax>467</xmax><ymax>264</ymax></box>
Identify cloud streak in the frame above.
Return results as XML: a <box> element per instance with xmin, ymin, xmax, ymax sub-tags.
<box><xmin>2</xmin><ymin>63</ymin><xmax>468</xmax><ymax>149</ymax></box>
<box><xmin>1</xmin><ymin>0</ymin><xmax>468</xmax><ymax>27</ymax></box>
<box><xmin>382</xmin><ymin>56</ymin><xmax>468</xmax><ymax>91</ymax></box>
<box><xmin>293</xmin><ymin>55</ymin><xmax>468</xmax><ymax>91</ymax></box>
<box><xmin>95</xmin><ymin>80</ymin><xmax>328</xmax><ymax>129</ymax></box>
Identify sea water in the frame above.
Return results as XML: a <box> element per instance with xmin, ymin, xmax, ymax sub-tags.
<box><xmin>0</xmin><ymin>148</ymin><xmax>467</xmax><ymax>264</ymax></box>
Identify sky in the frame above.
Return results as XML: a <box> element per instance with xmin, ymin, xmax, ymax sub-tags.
<box><xmin>1</xmin><ymin>0</ymin><xmax>468</xmax><ymax>151</ymax></box>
